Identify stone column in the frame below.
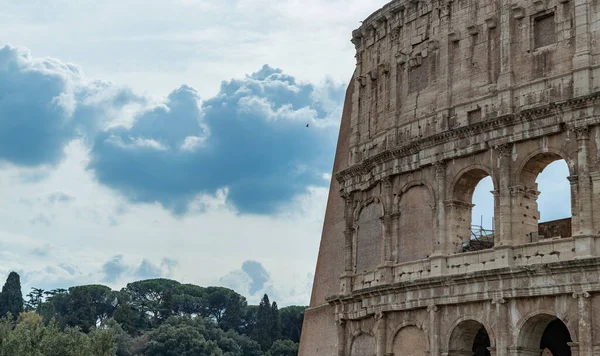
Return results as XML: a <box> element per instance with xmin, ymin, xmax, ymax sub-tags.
<box><xmin>445</xmin><ymin>200</ymin><xmax>474</xmax><ymax>254</ymax></box>
<box><xmin>428</xmin><ymin>305</ymin><xmax>440</xmax><ymax>356</ymax></box>
<box><xmin>341</xmin><ymin>193</ymin><xmax>355</xmax><ymax>294</ymax></box>
<box><xmin>493</xmin><ymin>298</ymin><xmax>509</xmax><ymax>356</ymax></box>
<box><xmin>435</xmin><ymin>161</ymin><xmax>447</xmax><ymax>254</ymax></box>
<box><xmin>378</xmin><ymin>179</ymin><xmax>394</xmax><ymax>284</ymax></box>
<box><xmin>575</xmin><ymin>127</ymin><xmax>593</xmax><ymax>235</ymax></box>
<box><xmin>572</xmin><ymin>0</ymin><xmax>592</xmax><ymax>97</ymax></box>
<box><xmin>375</xmin><ymin>313</ymin><xmax>387</xmax><ymax>356</ymax></box>
<box><xmin>568</xmin><ymin>175</ymin><xmax>581</xmax><ymax>235</ymax></box>
<box><xmin>497</xmin><ymin>0</ymin><xmax>515</xmax><ymax>115</ymax></box>
<box><xmin>574</xmin><ymin>292</ymin><xmax>593</xmax><ymax>356</ymax></box>
<box><xmin>510</xmin><ymin>186</ymin><xmax>541</xmax><ymax>244</ymax></box>
<box><xmin>382</xmin><ymin>178</ymin><xmax>394</xmax><ymax>263</ymax></box>
<box><xmin>495</xmin><ymin>144</ymin><xmax>513</xmax><ymax>246</ymax></box>
<box><xmin>438</xmin><ymin>1</ymin><xmax>452</xmax><ymax>114</ymax></box>
<box><xmin>337</xmin><ymin>319</ymin><xmax>346</xmax><ymax>356</ymax></box>
<box><xmin>431</xmin><ymin>161</ymin><xmax>447</xmax><ymax>276</ymax></box>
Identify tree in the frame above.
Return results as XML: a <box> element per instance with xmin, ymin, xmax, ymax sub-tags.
<box><xmin>126</xmin><ymin>279</ymin><xmax>181</xmax><ymax>327</ymax></box>
<box><xmin>270</xmin><ymin>301</ymin><xmax>280</xmax><ymax>342</ymax></box>
<box><xmin>143</xmin><ymin>317</ymin><xmax>222</xmax><ymax>356</ymax></box>
<box><xmin>268</xmin><ymin>339</ymin><xmax>298</xmax><ymax>356</ymax></box>
<box><xmin>254</xmin><ymin>294</ymin><xmax>279</xmax><ymax>351</ymax></box>
<box><xmin>25</xmin><ymin>287</ymin><xmax>45</xmax><ymax>313</ymax></box>
<box><xmin>0</xmin><ymin>272</ymin><xmax>23</xmax><ymax>320</ymax></box>
<box><xmin>279</xmin><ymin>306</ymin><xmax>306</xmax><ymax>343</ymax></box>
<box><xmin>201</xmin><ymin>287</ymin><xmax>247</xmax><ymax>331</ymax></box>
<box><xmin>0</xmin><ymin>311</ymin><xmax>117</xmax><ymax>356</ymax></box>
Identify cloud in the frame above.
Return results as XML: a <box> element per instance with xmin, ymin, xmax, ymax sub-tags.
<box><xmin>0</xmin><ymin>45</ymin><xmax>143</xmax><ymax>167</ymax></box>
<box><xmin>88</xmin><ymin>65</ymin><xmax>343</xmax><ymax>214</ymax></box>
<box><xmin>0</xmin><ymin>45</ymin><xmax>344</xmax><ymax>215</ymax></box>
<box><xmin>102</xmin><ymin>255</ymin><xmax>129</xmax><ymax>283</ymax></box>
<box><xmin>241</xmin><ymin>260</ymin><xmax>270</xmax><ymax>295</ymax></box>
<box><xmin>219</xmin><ymin>260</ymin><xmax>275</xmax><ymax>301</ymax></box>
<box><xmin>134</xmin><ymin>259</ymin><xmax>163</xmax><ymax>279</ymax></box>
<box><xmin>47</xmin><ymin>192</ymin><xmax>74</xmax><ymax>204</ymax></box>
<box><xmin>0</xmin><ymin>45</ymin><xmax>81</xmax><ymax>166</ymax></box>
<box><xmin>218</xmin><ymin>260</ymin><xmax>314</xmax><ymax>306</ymax></box>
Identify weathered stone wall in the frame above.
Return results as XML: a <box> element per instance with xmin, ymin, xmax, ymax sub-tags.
<box><xmin>300</xmin><ymin>0</ymin><xmax>600</xmax><ymax>355</ymax></box>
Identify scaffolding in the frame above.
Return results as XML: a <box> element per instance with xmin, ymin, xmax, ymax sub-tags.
<box><xmin>462</xmin><ymin>224</ymin><xmax>495</xmax><ymax>252</ymax></box>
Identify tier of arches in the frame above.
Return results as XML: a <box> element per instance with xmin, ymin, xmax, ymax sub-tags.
<box><xmin>348</xmin><ymin>312</ymin><xmax>575</xmax><ymax>356</ymax></box>
<box><xmin>344</xmin><ymin>131</ymin><xmax>594</xmax><ymax>273</ymax></box>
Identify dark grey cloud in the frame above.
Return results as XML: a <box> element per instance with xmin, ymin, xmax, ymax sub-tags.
<box><xmin>101</xmin><ymin>255</ymin><xmax>128</xmax><ymax>283</ymax></box>
<box><xmin>0</xmin><ymin>45</ymin><xmax>346</xmax><ymax>215</ymax></box>
<box><xmin>242</xmin><ymin>260</ymin><xmax>271</xmax><ymax>295</ymax></box>
<box><xmin>88</xmin><ymin>66</ymin><xmax>344</xmax><ymax>214</ymax></box>
<box><xmin>0</xmin><ymin>45</ymin><xmax>142</xmax><ymax>167</ymax></box>
<box><xmin>218</xmin><ymin>260</ymin><xmax>276</xmax><ymax>299</ymax></box>
<box><xmin>134</xmin><ymin>259</ymin><xmax>162</xmax><ymax>279</ymax></box>
<box><xmin>0</xmin><ymin>45</ymin><xmax>79</xmax><ymax>166</ymax></box>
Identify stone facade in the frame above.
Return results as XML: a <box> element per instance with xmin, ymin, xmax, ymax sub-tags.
<box><xmin>299</xmin><ymin>0</ymin><xmax>600</xmax><ymax>355</ymax></box>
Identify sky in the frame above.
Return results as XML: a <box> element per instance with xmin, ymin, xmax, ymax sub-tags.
<box><xmin>0</xmin><ymin>0</ymin><xmax>571</xmax><ymax>306</ymax></box>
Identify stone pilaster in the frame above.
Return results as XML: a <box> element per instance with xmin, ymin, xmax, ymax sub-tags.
<box><xmin>382</xmin><ymin>177</ymin><xmax>394</xmax><ymax>263</ymax></box>
<box><xmin>572</xmin><ymin>0</ymin><xmax>592</xmax><ymax>96</ymax></box>
<box><xmin>375</xmin><ymin>313</ymin><xmax>387</xmax><ymax>356</ymax></box>
<box><xmin>428</xmin><ymin>305</ymin><xmax>440</xmax><ymax>356</ymax></box>
<box><xmin>337</xmin><ymin>319</ymin><xmax>346</xmax><ymax>356</ymax></box>
<box><xmin>574</xmin><ymin>292</ymin><xmax>593</xmax><ymax>356</ymax></box>
<box><xmin>574</xmin><ymin>127</ymin><xmax>593</xmax><ymax>236</ymax></box>
<box><xmin>493</xmin><ymin>298</ymin><xmax>508</xmax><ymax>356</ymax></box>
<box><xmin>495</xmin><ymin>144</ymin><xmax>513</xmax><ymax>246</ymax></box>
<box><xmin>568</xmin><ymin>175</ymin><xmax>581</xmax><ymax>234</ymax></box>
<box><xmin>497</xmin><ymin>0</ymin><xmax>515</xmax><ymax>115</ymax></box>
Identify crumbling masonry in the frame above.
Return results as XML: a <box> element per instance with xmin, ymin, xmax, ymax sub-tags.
<box><xmin>299</xmin><ymin>0</ymin><xmax>600</xmax><ymax>355</ymax></box>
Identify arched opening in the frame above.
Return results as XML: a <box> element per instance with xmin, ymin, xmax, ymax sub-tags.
<box><xmin>398</xmin><ymin>185</ymin><xmax>435</xmax><ymax>262</ymax></box>
<box><xmin>469</xmin><ymin>176</ymin><xmax>495</xmax><ymax>252</ymax></box>
<box><xmin>519</xmin><ymin>153</ymin><xmax>572</xmax><ymax>243</ymax></box>
<box><xmin>392</xmin><ymin>325</ymin><xmax>428</xmax><ymax>356</ymax></box>
<box><xmin>451</xmin><ymin>169</ymin><xmax>495</xmax><ymax>253</ymax></box>
<box><xmin>518</xmin><ymin>314</ymin><xmax>572</xmax><ymax>356</ymax></box>
<box><xmin>355</xmin><ymin>202</ymin><xmax>383</xmax><ymax>273</ymax></box>
<box><xmin>448</xmin><ymin>320</ymin><xmax>492</xmax><ymax>356</ymax></box>
<box><xmin>350</xmin><ymin>333</ymin><xmax>376</xmax><ymax>356</ymax></box>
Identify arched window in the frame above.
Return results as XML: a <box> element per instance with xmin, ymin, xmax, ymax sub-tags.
<box><xmin>519</xmin><ymin>153</ymin><xmax>572</xmax><ymax>242</ymax></box>
<box><xmin>470</xmin><ymin>176</ymin><xmax>495</xmax><ymax>252</ymax></box>
<box><xmin>451</xmin><ymin>169</ymin><xmax>495</xmax><ymax>253</ymax></box>
<box><xmin>448</xmin><ymin>320</ymin><xmax>493</xmax><ymax>356</ymax></box>
<box><xmin>536</xmin><ymin>160</ymin><xmax>571</xmax><ymax>239</ymax></box>
<box><xmin>518</xmin><ymin>314</ymin><xmax>573</xmax><ymax>356</ymax></box>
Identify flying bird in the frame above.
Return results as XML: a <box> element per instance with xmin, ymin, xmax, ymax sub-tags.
<box><xmin>306</xmin><ymin>124</ymin><xmax>309</xmax><ymax>128</ymax></box>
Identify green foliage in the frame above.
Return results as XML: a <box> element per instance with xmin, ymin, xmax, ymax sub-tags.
<box><xmin>0</xmin><ymin>272</ymin><xmax>23</xmax><ymax>320</ymax></box>
<box><xmin>0</xmin><ymin>272</ymin><xmax>305</xmax><ymax>356</ymax></box>
<box><xmin>0</xmin><ymin>312</ymin><xmax>116</xmax><ymax>356</ymax></box>
<box><xmin>254</xmin><ymin>294</ymin><xmax>281</xmax><ymax>351</ymax></box>
<box><xmin>268</xmin><ymin>340</ymin><xmax>298</xmax><ymax>356</ymax></box>
<box><xmin>202</xmin><ymin>287</ymin><xmax>247</xmax><ymax>332</ymax></box>
<box><xmin>143</xmin><ymin>317</ymin><xmax>222</xmax><ymax>356</ymax></box>
<box><xmin>278</xmin><ymin>306</ymin><xmax>306</xmax><ymax>343</ymax></box>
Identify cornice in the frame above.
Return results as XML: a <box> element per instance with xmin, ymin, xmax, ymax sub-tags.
<box><xmin>335</xmin><ymin>92</ymin><xmax>600</xmax><ymax>189</ymax></box>
<box><xmin>326</xmin><ymin>257</ymin><xmax>600</xmax><ymax>316</ymax></box>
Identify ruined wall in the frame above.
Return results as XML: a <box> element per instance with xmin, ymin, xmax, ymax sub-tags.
<box><xmin>300</xmin><ymin>0</ymin><xmax>600</xmax><ymax>355</ymax></box>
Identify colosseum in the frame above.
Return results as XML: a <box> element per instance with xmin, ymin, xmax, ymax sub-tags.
<box><xmin>299</xmin><ymin>0</ymin><xmax>600</xmax><ymax>355</ymax></box>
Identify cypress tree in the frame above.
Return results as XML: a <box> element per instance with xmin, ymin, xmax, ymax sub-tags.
<box><xmin>270</xmin><ymin>301</ymin><xmax>281</xmax><ymax>342</ymax></box>
<box><xmin>255</xmin><ymin>294</ymin><xmax>272</xmax><ymax>350</ymax></box>
<box><xmin>0</xmin><ymin>272</ymin><xmax>23</xmax><ymax>320</ymax></box>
